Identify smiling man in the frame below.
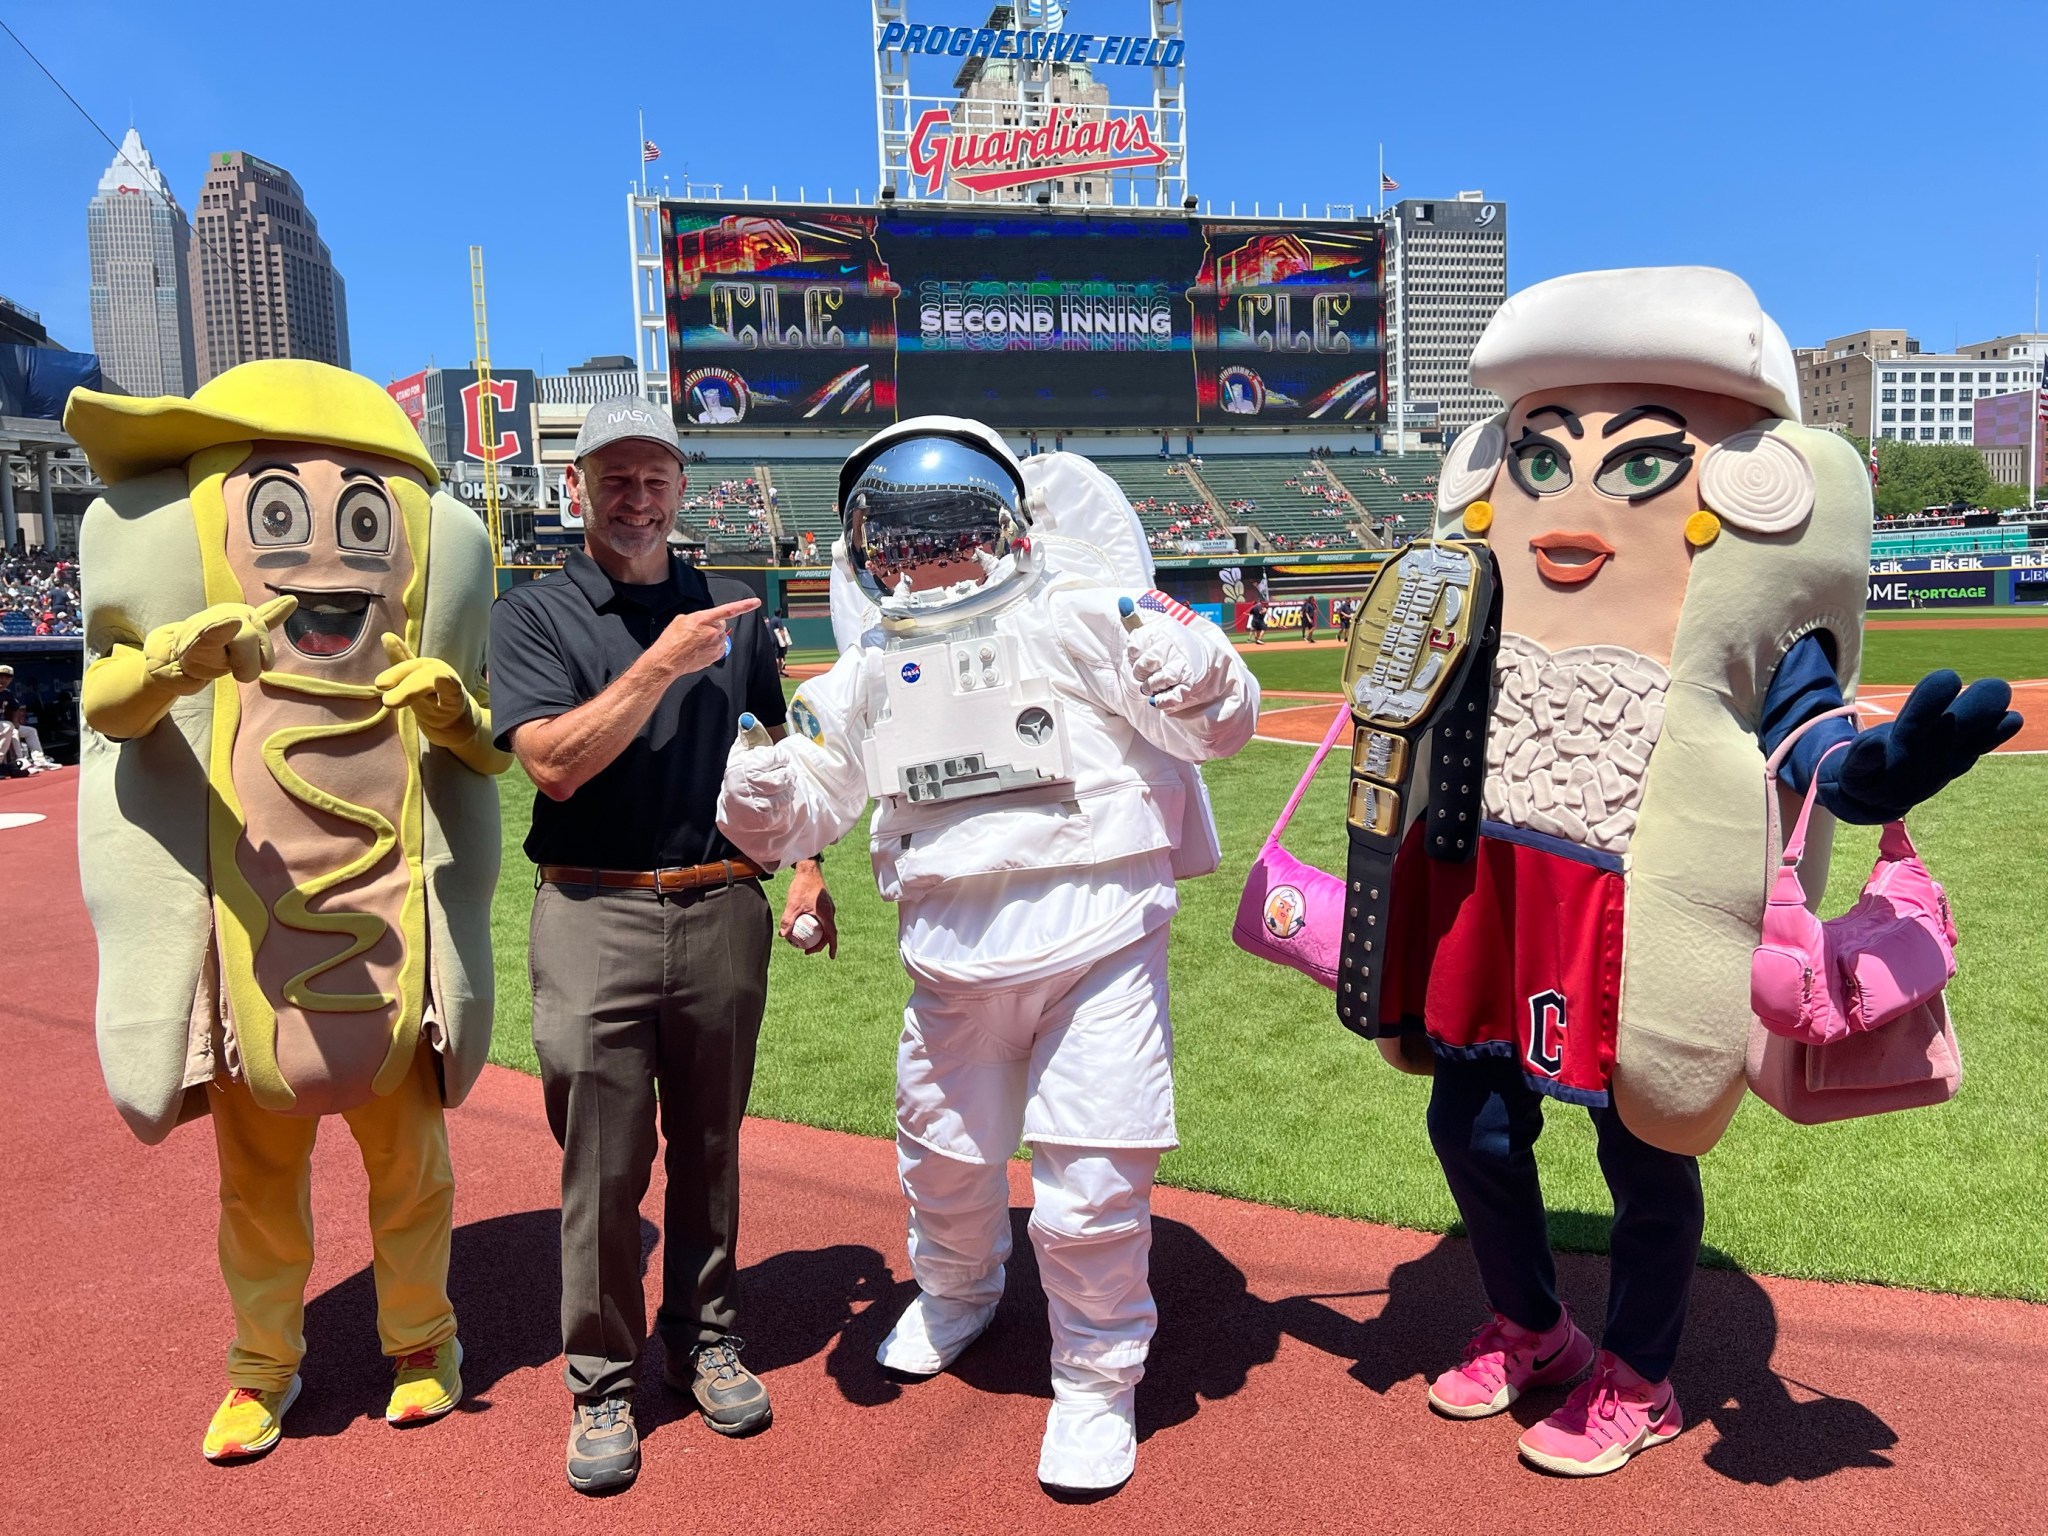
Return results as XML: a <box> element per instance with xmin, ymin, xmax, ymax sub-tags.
<box><xmin>488</xmin><ymin>396</ymin><xmax>832</xmax><ymax>1495</ymax></box>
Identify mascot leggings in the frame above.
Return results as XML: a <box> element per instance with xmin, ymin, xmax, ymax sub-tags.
<box><xmin>1426</xmin><ymin>1053</ymin><xmax>1703</xmax><ymax>1384</ymax></box>
<box><xmin>208</xmin><ymin>1044</ymin><xmax>456</xmax><ymax>1392</ymax></box>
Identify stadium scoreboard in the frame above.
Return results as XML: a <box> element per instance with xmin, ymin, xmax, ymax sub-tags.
<box><xmin>661</xmin><ymin>200</ymin><xmax>1386</xmax><ymax>431</ymax></box>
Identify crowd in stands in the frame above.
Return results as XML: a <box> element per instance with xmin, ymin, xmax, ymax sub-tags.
<box><xmin>1137</xmin><ymin>496</ymin><xmax>1223</xmax><ymax>553</ymax></box>
<box><xmin>1305</xmin><ymin>445</ymin><xmax>1365</xmax><ymax>459</ymax></box>
<box><xmin>683</xmin><ymin>474</ymin><xmax>773</xmax><ymax>554</ymax></box>
<box><xmin>0</xmin><ymin>552</ymin><xmax>80</xmax><ymax>637</ymax></box>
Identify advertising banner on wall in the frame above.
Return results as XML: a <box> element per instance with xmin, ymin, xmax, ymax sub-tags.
<box><xmin>663</xmin><ymin>201</ymin><xmax>1384</xmax><ymax>430</ymax></box>
<box><xmin>1866</xmin><ymin>572</ymin><xmax>1997</xmax><ymax>609</ymax></box>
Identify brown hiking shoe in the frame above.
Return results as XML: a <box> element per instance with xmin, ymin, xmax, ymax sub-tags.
<box><xmin>664</xmin><ymin>1337</ymin><xmax>772</xmax><ymax>1437</ymax></box>
<box><xmin>565</xmin><ymin>1393</ymin><xmax>639</xmax><ymax>1494</ymax></box>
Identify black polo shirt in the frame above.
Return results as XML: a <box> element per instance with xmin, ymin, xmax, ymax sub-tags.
<box><xmin>489</xmin><ymin>548</ymin><xmax>787</xmax><ymax>869</ymax></box>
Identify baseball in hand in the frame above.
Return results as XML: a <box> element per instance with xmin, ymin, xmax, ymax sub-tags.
<box><xmin>789</xmin><ymin>914</ymin><xmax>826</xmax><ymax>952</ymax></box>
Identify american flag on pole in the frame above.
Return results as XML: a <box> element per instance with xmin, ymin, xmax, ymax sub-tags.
<box><xmin>1381</xmin><ymin>173</ymin><xmax>1400</xmax><ymax>192</ymax></box>
<box><xmin>642</xmin><ymin>140</ymin><xmax>662</xmax><ymax>163</ymax></box>
<box><xmin>1137</xmin><ymin>590</ymin><xmax>1196</xmax><ymax>626</ymax></box>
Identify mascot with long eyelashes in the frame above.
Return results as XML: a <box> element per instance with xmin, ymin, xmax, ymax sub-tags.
<box><xmin>66</xmin><ymin>360</ymin><xmax>509</xmax><ymax>1462</ymax></box>
<box><xmin>1331</xmin><ymin>269</ymin><xmax>2020</xmax><ymax>1477</ymax></box>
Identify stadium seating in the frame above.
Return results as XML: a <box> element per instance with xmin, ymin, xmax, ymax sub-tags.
<box><xmin>755</xmin><ymin>458</ymin><xmax>842</xmax><ymax>547</ymax></box>
<box><xmin>1324</xmin><ymin>454</ymin><xmax>1443</xmax><ymax>544</ymax></box>
<box><xmin>681</xmin><ymin>463</ymin><xmax>774</xmax><ymax>557</ymax></box>
<box><xmin>1188</xmin><ymin>456</ymin><xmax>1363</xmax><ymax>551</ymax></box>
<box><xmin>1092</xmin><ymin>458</ymin><xmax>1230</xmax><ymax>553</ymax></box>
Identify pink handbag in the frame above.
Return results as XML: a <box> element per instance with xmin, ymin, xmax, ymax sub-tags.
<box><xmin>1233</xmin><ymin>704</ymin><xmax>1350</xmax><ymax>991</ymax></box>
<box><xmin>1745</xmin><ymin>705</ymin><xmax>1963</xmax><ymax>1123</ymax></box>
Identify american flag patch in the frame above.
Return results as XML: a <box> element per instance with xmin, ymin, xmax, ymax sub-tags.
<box><xmin>1137</xmin><ymin>591</ymin><xmax>1196</xmax><ymax>625</ymax></box>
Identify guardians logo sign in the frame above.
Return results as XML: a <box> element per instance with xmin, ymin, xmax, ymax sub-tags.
<box><xmin>907</xmin><ymin>106</ymin><xmax>1167</xmax><ymax>198</ymax></box>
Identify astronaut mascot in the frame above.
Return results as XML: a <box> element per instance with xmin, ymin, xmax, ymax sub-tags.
<box><xmin>716</xmin><ymin>418</ymin><xmax>1258</xmax><ymax>1491</ymax></box>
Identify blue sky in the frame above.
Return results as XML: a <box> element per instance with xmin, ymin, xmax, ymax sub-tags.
<box><xmin>7</xmin><ymin>0</ymin><xmax>2046</xmax><ymax>385</ymax></box>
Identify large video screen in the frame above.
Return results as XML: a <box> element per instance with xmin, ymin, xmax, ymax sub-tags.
<box><xmin>662</xmin><ymin>201</ymin><xmax>1384</xmax><ymax>430</ymax></box>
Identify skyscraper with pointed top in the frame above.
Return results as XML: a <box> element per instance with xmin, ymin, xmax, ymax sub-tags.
<box><xmin>87</xmin><ymin>127</ymin><xmax>198</xmax><ymax>395</ymax></box>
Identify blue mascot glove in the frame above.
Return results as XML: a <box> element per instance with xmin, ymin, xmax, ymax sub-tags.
<box><xmin>1819</xmin><ymin>670</ymin><xmax>2021</xmax><ymax>823</ymax></box>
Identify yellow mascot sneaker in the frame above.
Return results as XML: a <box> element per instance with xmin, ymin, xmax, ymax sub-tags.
<box><xmin>203</xmin><ymin>1375</ymin><xmax>302</xmax><ymax>1461</ymax></box>
<box><xmin>386</xmin><ymin>1338</ymin><xmax>463</xmax><ymax>1425</ymax></box>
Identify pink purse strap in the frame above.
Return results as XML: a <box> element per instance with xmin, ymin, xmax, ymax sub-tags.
<box><xmin>1764</xmin><ymin>703</ymin><xmax>1862</xmax><ymax>868</ymax></box>
<box><xmin>1265</xmin><ymin>703</ymin><xmax>1353</xmax><ymax>851</ymax></box>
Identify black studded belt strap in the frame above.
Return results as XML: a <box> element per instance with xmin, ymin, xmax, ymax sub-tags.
<box><xmin>1334</xmin><ymin>540</ymin><xmax>1502</xmax><ymax>1040</ymax></box>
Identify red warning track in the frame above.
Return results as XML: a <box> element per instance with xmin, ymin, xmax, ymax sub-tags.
<box><xmin>1259</xmin><ymin>681</ymin><xmax>2048</xmax><ymax>754</ymax></box>
<box><xmin>8</xmin><ymin>768</ymin><xmax>2048</xmax><ymax>1534</ymax></box>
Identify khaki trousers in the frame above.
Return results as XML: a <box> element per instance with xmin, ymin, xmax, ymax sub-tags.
<box><xmin>209</xmin><ymin>1044</ymin><xmax>456</xmax><ymax>1392</ymax></box>
<box><xmin>529</xmin><ymin>877</ymin><xmax>771</xmax><ymax>1399</ymax></box>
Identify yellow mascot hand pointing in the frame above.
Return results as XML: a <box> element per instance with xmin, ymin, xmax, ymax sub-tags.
<box><xmin>376</xmin><ymin>632</ymin><xmax>513</xmax><ymax>777</ymax></box>
<box><xmin>149</xmin><ymin>595</ymin><xmax>299</xmax><ymax>690</ymax></box>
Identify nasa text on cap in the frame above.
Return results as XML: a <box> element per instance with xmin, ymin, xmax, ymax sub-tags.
<box><xmin>574</xmin><ymin>395</ymin><xmax>686</xmax><ymax>464</ymax></box>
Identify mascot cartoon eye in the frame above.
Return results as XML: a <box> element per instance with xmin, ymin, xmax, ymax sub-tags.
<box><xmin>1593</xmin><ymin>434</ymin><xmax>1695</xmax><ymax>503</ymax></box>
<box><xmin>1508</xmin><ymin>432</ymin><xmax>1573</xmax><ymax>496</ymax></box>
<box><xmin>336</xmin><ymin>483</ymin><xmax>394</xmax><ymax>554</ymax></box>
<box><xmin>248</xmin><ymin>475</ymin><xmax>313</xmax><ymax>546</ymax></box>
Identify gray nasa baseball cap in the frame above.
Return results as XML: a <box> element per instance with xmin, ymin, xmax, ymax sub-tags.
<box><xmin>575</xmin><ymin>395</ymin><xmax>686</xmax><ymax>464</ymax></box>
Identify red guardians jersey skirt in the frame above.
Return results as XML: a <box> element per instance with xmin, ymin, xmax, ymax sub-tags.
<box><xmin>1377</xmin><ymin>820</ymin><xmax>1626</xmax><ymax>1106</ymax></box>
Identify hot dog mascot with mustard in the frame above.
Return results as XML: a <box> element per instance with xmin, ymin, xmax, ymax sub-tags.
<box><xmin>1334</xmin><ymin>269</ymin><xmax>2018</xmax><ymax>1476</ymax></box>
<box><xmin>66</xmin><ymin>360</ymin><xmax>510</xmax><ymax>1462</ymax></box>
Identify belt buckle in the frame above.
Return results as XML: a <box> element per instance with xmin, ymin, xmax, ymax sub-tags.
<box><xmin>1339</xmin><ymin>539</ymin><xmax>1493</xmax><ymax>843</ymax></box>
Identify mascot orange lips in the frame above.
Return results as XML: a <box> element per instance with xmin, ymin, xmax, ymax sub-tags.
<box><xmin>272</xmin><ymin>584</ymin><xmax>377</xmax><ymax>659</ymax></box>
<box><xmin>1530</xmin><ymin>531</ymin><xmax>1616</xmax><ymax>586</ymax></box>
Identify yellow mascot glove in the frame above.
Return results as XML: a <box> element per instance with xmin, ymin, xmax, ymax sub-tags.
<box><xmin>83</xmin><ymin>595</ymin><xmax>297</xmax><ymax>741</ymax></box>
<box><xmin>147</xmin><ymin>595</ymin><xmax>298</xmax><ymax>692</ymax></box>
<box><xmin>377</xmin><ymin>634</ymin><xmax>513</xmax><ymax>776</ymax></box>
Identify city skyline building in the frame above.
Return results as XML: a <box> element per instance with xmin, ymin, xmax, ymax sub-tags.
<box><xmin>1385</xmin><ymin>193</ymin><xmax>1508</xmax><ymax>443</ymax></box>
<box><xmin>86</xmin><ymin>128</ymin><xmax>197</xmax><ymax>396</ymax></box>
<box><xmin>190</xmin><ymin>150</ymin><xmax>349</xmax><ymax>383</ymax></box>
<box><xmin>1795</xmin><ymin>328</ymin><xmax>2039</xmax><ymax>443</ymax></box>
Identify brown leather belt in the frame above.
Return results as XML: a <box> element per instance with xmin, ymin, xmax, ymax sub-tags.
<box><xmin>538</xmin><ymin>858</ymin><xmax>770</xmax><ymax>894</ymax></box>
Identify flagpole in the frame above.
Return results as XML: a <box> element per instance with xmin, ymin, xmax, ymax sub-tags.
<box><xmin>638</xmin><ymin>108</ymin><xmax>647</xmax><ymax>197</ymax></box>
<box><xmin>2030</xmin><ymin>254</ymin><xmax>2040</xmax><ymax>513</ymax></box>
<box><xmin>1376</xmin><ymin>142</ymin><xmax>1383</xmax><ymax>219</ymax></box>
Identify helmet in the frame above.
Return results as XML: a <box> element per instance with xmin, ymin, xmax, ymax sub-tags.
<box><xmin>838</xmin><ymin>417</ymin><xmax>1034</xmax><ymax>623</ymax></box>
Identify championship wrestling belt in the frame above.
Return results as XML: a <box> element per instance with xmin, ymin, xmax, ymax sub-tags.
<box><xmin>1335</xmin><ymin>539</ymin><xmax>1502</xmax><ymax>1039</ymax></box>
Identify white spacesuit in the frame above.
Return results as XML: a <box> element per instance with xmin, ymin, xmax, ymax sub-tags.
<box><xmin>716</xmin><ymin>418</ymin><xmax>1258</xmax><ymax>1490</ymax></box>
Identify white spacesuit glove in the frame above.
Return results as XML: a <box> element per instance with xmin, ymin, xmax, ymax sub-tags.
<box><xmin>1124</xmin><ymin>619</ymin><xmax>1222</xmax><ymax>713</ymax></box>
<box><xmin>719</xmin><ymin>739</ymin><xmax>796</xmax><ymax>820</ymax></box>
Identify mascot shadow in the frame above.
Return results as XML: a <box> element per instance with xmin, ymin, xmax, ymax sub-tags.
<box><xmin>1277</xmin><ymin>1220</ymin><xmax>1898</xmax><ymax>1487</ymax></box>
<box><xmin>298</xmin><ymin>1208</ymin><xmax>1897</xmax><ymax>1485</ymax></box>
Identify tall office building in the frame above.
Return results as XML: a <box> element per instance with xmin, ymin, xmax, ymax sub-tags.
<box><xmin>87</xmin><ymin>128</ymin><xmax>198</xmax><ymax>396</ymax></box>
<box><xmin>190</xmin><ymin>151</ymin><xmax>350</xmax><ymax>383</ymax></box>
<box><xmin>1386</xmin><ymin>194</ymin><xmax>1508</xmax><ymax>442</ymax></box>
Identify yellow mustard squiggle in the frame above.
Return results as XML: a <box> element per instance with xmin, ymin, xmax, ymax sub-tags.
<box><xmin>257</xmin><ymin>672</ymin><xmax>399</xmax><ymax>1012</ymax></box>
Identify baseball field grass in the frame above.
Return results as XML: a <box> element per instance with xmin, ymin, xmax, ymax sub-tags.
<box><xmin>487</xmin><ymin>623</ymin><xmax>2046</xmax><ymax>1299</ymax></box>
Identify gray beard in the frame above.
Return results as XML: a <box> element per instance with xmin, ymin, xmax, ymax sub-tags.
<box><xmin>1482</xmin><ymin>635</ymin><xmax>1671</xmax><ymax>855</ymax></box>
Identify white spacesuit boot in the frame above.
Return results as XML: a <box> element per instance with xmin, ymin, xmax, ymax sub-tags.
<box><xmin>1029</xmin><ymin>1143</ymin><xmax>1160</xmax><ymax>1491</ymax></box>
<box><xmin>879</xmin><ymin>1138</ymin><xmax>1010</xmax><ymax>1375</ymax></box>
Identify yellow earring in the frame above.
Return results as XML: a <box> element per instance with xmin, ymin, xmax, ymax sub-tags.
<box><xmin>1684</xmin><ymin>510</ymin><xmax>1721</xmax><ymax>548</ymax></box>
<box><xmin>1462</xmin><ymin>500</ymin><xmax>1494</xmax><ymax>535</ymax></box>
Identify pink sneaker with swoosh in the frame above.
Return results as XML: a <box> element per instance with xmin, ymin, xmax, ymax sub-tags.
<box><xmin>1428</xmin><ymin>1308</ymin><xmax>1594</xmax><ymax>1419</ymax></box>
<box><xmin>1518</xmin><ymin>1351</ymin><xmax>1683</xmax><ymax>1476</ymax></box>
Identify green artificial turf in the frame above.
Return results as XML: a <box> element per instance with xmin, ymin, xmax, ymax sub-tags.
<box><xmin>488</xmin><ymin>736</ymin><xmax>2048</xmax><ymax>1300</ymax></box>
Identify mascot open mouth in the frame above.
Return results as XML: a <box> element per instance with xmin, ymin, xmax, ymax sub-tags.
<box><xmin>1530</xmin><ymin>532</ymin><xmax>1616</xmax><ymax>586</ymax></box>
<box><xmin>276</xmin><ymin>586</ymin><xmax>375</xmax><ymax>659</ymax></box>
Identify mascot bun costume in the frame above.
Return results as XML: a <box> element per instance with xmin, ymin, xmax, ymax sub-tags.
<box><xmin>1333</xmin><ymin>269</ymin><xmax>2018</xmax><ymax>1477</ymax></box>
<box><xmin>66</xmin><ymin>359</ymin><xmax>510</xmax><ymax>1462</ymax></box>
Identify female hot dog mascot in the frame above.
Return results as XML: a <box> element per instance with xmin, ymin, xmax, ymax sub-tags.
<box><xmin>1347</xmin><ymin>269</ymin><xmax>2018</xmax><ymax>1477</ymax></box>
<box><xmin>67</xmin><ymin>360</ymin><xmax>509</xmax><ymax>1461</ymax></box>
